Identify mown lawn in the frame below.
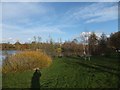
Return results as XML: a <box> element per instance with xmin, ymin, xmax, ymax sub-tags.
<box><xmin>2</xmin><ymin>56</ymin><xmax>120</xmax><ymax>88</ymax></box>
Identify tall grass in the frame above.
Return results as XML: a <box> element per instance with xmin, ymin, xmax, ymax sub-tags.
<box><xmin>2</xmin><ymin>51</ymin><xmax>52</xmax><ymax>73</ymax></box>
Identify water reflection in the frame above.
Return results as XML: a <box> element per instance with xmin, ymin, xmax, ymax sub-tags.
<box><xmin>0</xmin><ymin>50</ymin><xmax>20</xmax><ymax>66</ymax></box>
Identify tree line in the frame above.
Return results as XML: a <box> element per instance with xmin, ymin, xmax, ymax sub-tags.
<box><xmin>1</xmin><ymin>31</ymin><xmax>120</xmax><ymax>57</ymax></box>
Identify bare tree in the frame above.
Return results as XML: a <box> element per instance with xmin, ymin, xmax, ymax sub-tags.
<box><xmin>80</xmin><ymin>32</ymin><xmax>91</xmax><ymax>60</ymax></box>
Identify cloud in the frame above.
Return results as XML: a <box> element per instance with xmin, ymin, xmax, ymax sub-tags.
<box><xmin>85</xmin><ymin>5</ymin><xmax>118</xmax><ymax>23</ymax></box>
<box><xmin>1</xmin><ymin>2</ymin><xmax>65</xmax><ymax>43</ymax></box>
<box><xmin>65</xmin><ymin>2</ymin><xmax>118</xmax><ymax>23</ymax></box>
<box><xmin>22</xmin><ymin>26</ymin><xmax>65</xmax><ymax>34</ymax></box>
<box><xmin>0</xmin><ymin>3</ymin><xmax>2</xmax><ymax>20</ymax></box>
<box><xmin>2</xmin><ymin>23</ymin><xmax>65</xmax><ymax>34</ymax></box>
<box><xmin>1</xmin><ymin>2</ymin><xmax>117</xmax><ymax>43</ymax></box>
<box><xmin>2</xmin><ymin>2</ymin><xmax>54</xmax><ymax>24</ymax></box>
<box><xmin>2</xmin><ymin>37</ymin><xmax>16</xmax><ymax>43</ymax></box>
<box><xmin>3</xmin><ymin>3</ymin><xmax>48</xmax><ymax>17</ymax></box>
<box><xmin>2</xmin><ymin>23</ymin><xmax>65</xmax><ymax>43</ymax></box>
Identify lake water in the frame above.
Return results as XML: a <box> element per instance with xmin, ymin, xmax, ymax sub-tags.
<box><xmin>0</xmin><ymin>50</ymin><xmax>18</xmax><ymax>59</ymax></box>
<box><xmin>0</xmin><ymin>50</ymin><xmax>20</xmax><ymax>66</ymax></box>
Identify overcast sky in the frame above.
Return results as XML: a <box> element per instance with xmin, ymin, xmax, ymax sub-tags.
<box><xmin>1</xmin><ymin>2</ymin><xmax>118</xmax><ymax>43</ymax></box>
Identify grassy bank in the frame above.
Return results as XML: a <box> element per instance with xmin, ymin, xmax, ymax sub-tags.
<box><xmin>2</xmin><ymin>56</ymin><xmax>120</xmax><ymax>88</ymax></box>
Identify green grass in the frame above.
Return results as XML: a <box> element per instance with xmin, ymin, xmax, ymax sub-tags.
<box><xmin>2</xmin><ymin>56</ymin><xmax>120</xmax><ymax>88</ymax></box>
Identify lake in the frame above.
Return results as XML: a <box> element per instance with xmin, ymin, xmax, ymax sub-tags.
<box><xmin>0</xmin><ymin>50</ymin><xmax>20</xmax><ymax>66</ymax></box>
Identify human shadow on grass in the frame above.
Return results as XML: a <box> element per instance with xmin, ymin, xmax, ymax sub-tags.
<box><xmin>31</xmin><ymin>69</ymin><xmax>41</xmax><ymax>89</ymax></box>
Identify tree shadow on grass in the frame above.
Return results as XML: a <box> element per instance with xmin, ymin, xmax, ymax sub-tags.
<box><xmin>31</xmin><ymin>69</ymin><xmax>41</xmax><ymax>89</ymax></box>
<box><xmin>67</xmin><ymin>56</ymin><xmax>120</xmax><ymax>74</ymax></box>
<box><xmin>64</xmin><ymin>58</ymin><xmax>120</xmax><ymax>88</ymax></box>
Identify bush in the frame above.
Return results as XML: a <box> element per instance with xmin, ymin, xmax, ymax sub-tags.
<box><xmin>2</xmin><ymin>51</ymin><xmax>52</xmax><ymax>73</ymax></box>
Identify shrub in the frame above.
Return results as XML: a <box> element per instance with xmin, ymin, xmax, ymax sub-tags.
<box><xmin>2</xmin><ymin>51</ymin><xmax>52</xmax><ymax>73</ymax></box>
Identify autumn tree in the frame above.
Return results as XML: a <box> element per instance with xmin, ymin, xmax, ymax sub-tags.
<box><xmin>14</xmin><ymin>41</ymin><xmax>21</xmax><ymax>50</ymax></box>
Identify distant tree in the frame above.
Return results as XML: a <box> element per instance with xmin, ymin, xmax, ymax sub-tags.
<box><xmin>46</xmin><ymin>36</ymin><xmax>56</xmax><ymax>57</ymax></box>
<box><xmin>30</xmin><ymin>36</ymin><xmax>37</xmax><ymax>50</ymax></box>
<box><xmin>98</xmin><ymin>33</ymin><xmax>108</xmax><ymax>55</ymax></box>
<box><xmin>56</xmin><ymin>47</ymin><xmax>62</xmax><ymax>57</ymax></box>
<box><xmin>37</xmin><ymin>36</ymin><xmax>42</xmax><ymax>49</ymax></box>
<box><xmin>80</xmin><ymin>32</ymin><xmax>91</xmax><ymax>58</ymax></box>
<box><xmin>14</xmin><ymin>41</ymin><xmax>21</xmax><ymax>50</ymax></box>
<box><xmin>33</xmin><ymin>36</ymin><xmax>37</xmax><ymax>43</ymax></box>
<box><xmin>31</xmin><ymin>36</ymin><xmax>42</xmax><ymax>50</ymax></box>
<box><xmin>38</xmin><ymin>36</ymin><xmax>42</xmax><ymax>43</ymax></box>
<box><xmin>72</xmin><ymin>39</ymin><xmax>78</xmax><ymax>44</ymax></box>
<box><xmin>62</xmin><ymin>41</ymin><xmax>72</xmax><ymax>56</ymax></box>
<box><xmin>109</xmin><ymin>31</ymin><xmax>120</xmax><ymax>51</ymax></box>
<box><xmin>88</xmin><ymin>32</ymin><xmax>98</xmax><ymax>55</ymax></box>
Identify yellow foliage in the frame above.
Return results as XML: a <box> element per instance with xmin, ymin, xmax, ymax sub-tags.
<box><xmin>56</xmin><ymin>47</ymin><xmax>62</xmax><ymax>53</ymax></box>
<box><xmin>2</xmin><ymin>51</ymin><xmax>52</xmax><ymax>73</ymax></box>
